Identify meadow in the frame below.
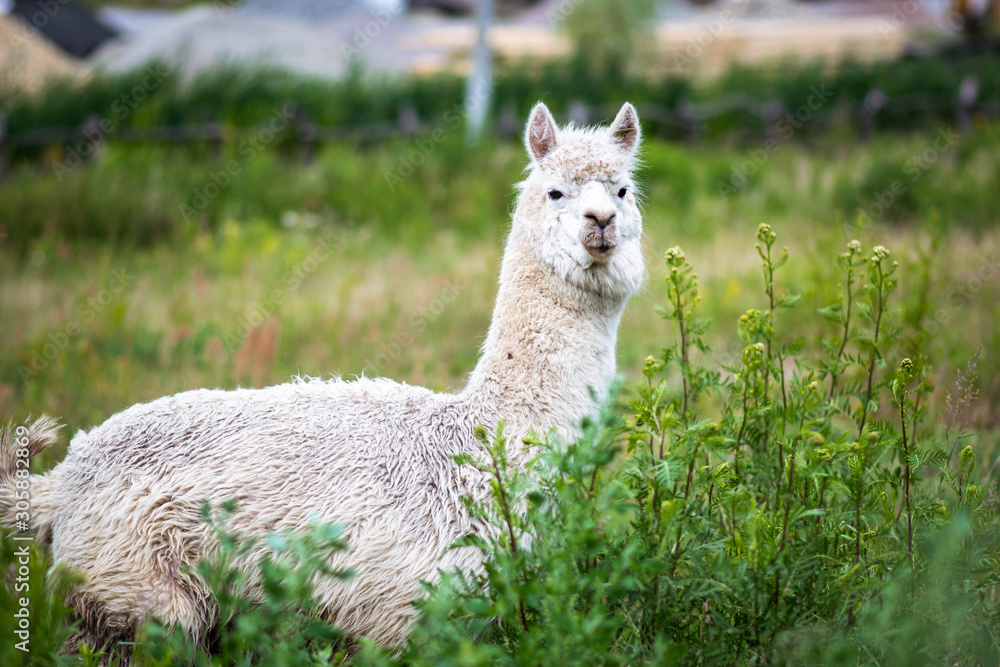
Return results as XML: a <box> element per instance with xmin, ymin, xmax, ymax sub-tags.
<box><xmin>3</xmin><ymin>125</ymin><xmax>999</xmax><ymax>440</ymax></box>
<box><xmin>1</xmin><ymin>88</ymin><xmax>999</xmax><ymax>663</ymax></box>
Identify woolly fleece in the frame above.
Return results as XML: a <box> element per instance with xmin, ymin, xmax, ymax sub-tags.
<box><xmin>0</xmin><ymin>101</ymin><xmax>645</xmax><ymax>658</ymax></box>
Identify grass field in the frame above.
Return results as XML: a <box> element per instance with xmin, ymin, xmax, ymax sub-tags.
<box><xmin>3</xmin><ymin>124</ymin><xmax>999</xmax><ymax>450</ymax></box>
<box><xmin>2</xmin><ymin>114</ymin><xmax>999</xmax><ymax>663</ymax></box>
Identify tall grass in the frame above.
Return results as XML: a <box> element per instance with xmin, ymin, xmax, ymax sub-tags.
<box><xmin>1</xmin><ymin>117</ymin><xmax>998</xmax><ymax>663</ymax></box>
<box><xmin>4</xmin><ymin>54</ymin><xmax>999</xmax><ymax>149</ymax></box>
<box><xmin>4</xmin><ymin>228</ymin><xmax>995</xmax><ymax>665</ymax></box>
<box><xmin>2</xmin><ymin>128</ymin><xmax>999</xmax><ymax>438</ymax></box>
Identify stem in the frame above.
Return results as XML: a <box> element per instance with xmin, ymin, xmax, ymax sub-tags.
<box><xmin>858</xmin><ymin>265</ymin><xmax>885</xmax><ymax>439</ymax></box>
<box><xmin>489</xmin><ymin>447</ymin><xmax>529</xmax><ymax>632</ymax></box>
<box><xmin>734</xmin><ymin>374</ymin><xmax>751</xmax><ymax>479</ymax></box>
<box><xmin>752</xmin><ymin>562</ymin><xmax>761</xmax><ymax>650</ymax></box>
<box><xmin>780</xmin><ymin>448</ymin><xmax>795</xmax><ymax>551</ymax></box>
<box><xmin>829</xmin><ymin>262</ymin><xmax>855</xmax><ymax>400</ymax></box>
<box><xmin>669</xmin><ymin>266</ymin><xmax>695</xmax><ymax>573</ymax></box>
<box><xmin>683</xmin><ymin>442</ymin><xmax>701</xmax><ymax>502</ymax></box>
<box><xmin>764</xmin><ymin>244</ymin><xmax>789</xmax><ymax>417</ymax></box>
<box><xmin>761</xmin><ymin>242</ymin><xmax>787</xmax><ymax>486</ymax></box>
<box><xmin>672</xmin><ymin>436</ymin><xmax>703</xmax><ymax>572</ymax></box>
<box><xmin>763</xmin><ymin>242</ymin><xmax>790</xmax><ymax>517</ymax></box>
<box><xmin>855</xmin><ymin>475</ymin><xmax>863</xmax><ymax>566</ymax></box>
<box><xmin>672</xmin><ymin>276</ymin><xmax>691</xmax><ymax>423</ymax></box>
<box><xmin>899</xmin><ymin>400</ymin><xmax>915</xmax><ymax>585</ymax></box>
<box><xmin>815</xmin><ymin>478</ymin><xmax>827</xmax><ymax>529</ymax></box>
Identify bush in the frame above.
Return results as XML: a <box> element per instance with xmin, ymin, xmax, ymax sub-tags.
<box><xmin>357</xmin><ymin>227</ymin><xmax>999</xmax><ymax>665</ymax></box>
<box><xmin>2</xmin><ymin>227</ymin><xmax>997</xmax><ymax>664</ymax></box>
<box><xmin>4</xmin><ymin>53</ymin><xmax>999</xmax><ymax>154</ymax></box>
<box><xmin>139</xmin><ymin>501</ymin><xmax>351</xmax><ymax>666</ymax></box>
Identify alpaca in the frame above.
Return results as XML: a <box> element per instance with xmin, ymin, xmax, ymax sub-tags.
<box><xmin>0</xmin><ymin>101</ymin><xmax>645</xmax><ymax>658</ymax></box>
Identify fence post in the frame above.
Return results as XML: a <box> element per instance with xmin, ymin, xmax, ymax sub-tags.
<box><xmin>957</xmin><ymin>75</ymin><xmax>978</xmax><ymax>134</ymax></box>
<box><xmin>0</xmin><ymin>112</ymin><xmax>7</xmax><ymax>182</ymax></box>
<box><xmin>860</xmin><ymin>89</ymin><xmax>886</xmax><ymax>141</ymax></box>
<box><xmin>291</xmin><ymin>104</ymin><xmax>316</xmax><ymax>162</ymax></box>
<box><xmin>496</xmin><ymin>102</ymin><xmax>517</xmax><ymax>142</ymax></box>
<box><xmin>568</xmin><ymin>100</ymin><xmax>589</xmax><ymax>125</ymax></box>
<box><xmin>763</xmin><ymin>100</ymin><xmax>784</xmax><ymax>144</ymax></box>
<box><xmin>398</xmin><ymin>104</ymin><xmax>419</xmax><ymax>135</ymax></box>
<box><xmin>678</xmin><ymin>102</ymin><xmax>701</xmax><ymax>145</ymax></box>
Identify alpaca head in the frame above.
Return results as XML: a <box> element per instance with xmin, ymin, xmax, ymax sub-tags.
<box><xmin>516</xmin><ymin>101</ymin><xmax>644</xmax><ymax>301</ymax></box>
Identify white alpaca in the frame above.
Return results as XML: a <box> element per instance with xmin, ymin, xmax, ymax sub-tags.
<box><xmin>0</xmin><ymin>101</ymin><xmax>644</xmax><ymax>657</ymax></box>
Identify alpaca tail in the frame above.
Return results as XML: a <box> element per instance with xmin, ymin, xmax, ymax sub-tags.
<box><xmin>0</xmin><ymin>416</ymin><xmax>60</xmax><ymax>541</ymax></box>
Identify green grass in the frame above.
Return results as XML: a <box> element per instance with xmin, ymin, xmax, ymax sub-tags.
<box><xmin>4</xmin><ymin>53</ymin><xmax>1000</xmax><ymax>151</ymax></box>
<box><xmin>2</xmin><ymin>125</ymin><xmax>999</xmax><ymax>436</ymax></box>
<box><xmin>1</xmin><ymin>122</ymin><xmax>999</xmax><ymax>664</ymax></box>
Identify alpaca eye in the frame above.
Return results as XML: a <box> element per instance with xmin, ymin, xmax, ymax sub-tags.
<box><xmin>547</xmin><ymin>190</ymin><xmax>564</xmax><ymax>200</ymax></box>
<box><xmin>617</xmin><ymin>187</ymin><xmax>628</xmax><ymax>198</ymax></box>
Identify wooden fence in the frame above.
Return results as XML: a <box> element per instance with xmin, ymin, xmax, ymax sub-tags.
<box><xmin>0</xmin><ymin>75</ymin><xmax>995</xmax><ymax>179</ymax></box>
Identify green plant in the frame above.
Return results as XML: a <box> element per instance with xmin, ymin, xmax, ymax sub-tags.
<box><xmin>556</xmin><ymin>0</ymin><xmax>657</xmax><ymax>78</ymax></box>
<box><xmin>354</xmin><ymin>228</ymin><xmax>999</xmax><ymax>665</ymax></box>
<box><xmin>0</xmin><ymin>536</ymin><xmax>81</xmax><ymax>666</ymax></box>
<box><xmin>139</xmin><ymin>501</ymin><xmax>351</xmax><ymax>666</ymax></box>
<box><xmin>1</xmin><ymin>224</ymin><xmax>997</xmax><ymax>664</ymax></box>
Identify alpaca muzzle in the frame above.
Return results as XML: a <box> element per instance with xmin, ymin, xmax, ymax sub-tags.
<box><xmin>581</xmin><ymin>217</ymin><xmax>619</xmax><ymax>258</ymax></box>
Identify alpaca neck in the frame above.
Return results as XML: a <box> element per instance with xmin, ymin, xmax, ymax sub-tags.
<box><xmin>462</xmin><ymin>232</ymin><xmax>628</xmax><ymax>440</ymax></box>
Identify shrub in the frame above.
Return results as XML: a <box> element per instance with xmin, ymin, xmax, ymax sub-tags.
<box><xmin>4</xmin><ymin>53</ymin><xmax>999</xmax><ymax>154</ymax></box>
<box><xmin>357</xmin><ymin>227</ymin><xmax>999</xmax><ymax>665</ymax></box>
<box><xmin>2</xmin><ymin>226</ymin><xmax>997</xmax><ymax>664</ymax></box>
<box><xmin>139</xmin><ymin>501</ymin><xmax>351</xmax><ymax>666</ymax></box>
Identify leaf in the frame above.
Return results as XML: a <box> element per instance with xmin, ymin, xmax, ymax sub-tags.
<box><xmin>892</xmin><ymin>378</ymin><xmax>903</xmax><ymax>406</ymax></box>
<box><xmin>819</xmin><ymin>303</ymin><xmax>845</xmax><ymax>323</ymax></box>
<box><xmin>776</xmin><ymin>294</ymin><xmax>801</xmax><ymax>309</ymax></box>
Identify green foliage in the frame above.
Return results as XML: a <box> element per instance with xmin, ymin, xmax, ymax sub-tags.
<box><xmin>4</xmin><ymin>53</ymin><xmax>1000</xmax><ymax>153</ymax></box>
<box><xmin>358</xmin><ymin>230</ymin><xmax>999</xmax><ymax>665</ymax></box>
<box><xmin>0</xmin><ymin>535</ymin><xmax>81</xmax><ymax>666</ymax></box>
<box><xmin>1</xmin><ymin>224</ymin><xmax>998</xmax><ymax>664</ymax></box>
<box><xmin>556</xmin><ymin>0</ymin><xmax>657</xmax><ymax>77</ymax></box>
<box><xmin>139</xmin><ymin>501</ymin><xmax>351</xmax><ymax>666</ymax></box>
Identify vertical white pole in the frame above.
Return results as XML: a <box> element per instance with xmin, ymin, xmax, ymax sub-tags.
<box><xmin>465</xmin><ymin>0</ymin><xmax>494</xmax><ymax>146</ymax></box>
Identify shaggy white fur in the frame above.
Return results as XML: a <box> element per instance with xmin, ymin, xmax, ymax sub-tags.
<box><xmin>0</xmin><ymin>101</ymin><xmax>644</xmax><ymax>658</ymax></box>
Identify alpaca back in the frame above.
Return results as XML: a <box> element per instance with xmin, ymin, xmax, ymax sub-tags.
<box><xmin>48</xmin><ymin>377</ymin><xmax>494</xmax><ymax>645</ymax></box>
<box><xmin>0</xmin><ymin>101</ymin><xmax>646</xmax><ymax>659</ymax></box>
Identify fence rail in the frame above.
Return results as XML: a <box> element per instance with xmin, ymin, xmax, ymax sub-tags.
<box><xmin>0</xmin><ymin>75</ymin><xmax>993</xmax><ymax>179</ymax></box>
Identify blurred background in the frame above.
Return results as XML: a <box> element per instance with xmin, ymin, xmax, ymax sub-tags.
<box><xmin>1</xmin><ymin>0</ymin><xmax>998</xmax><ymax>459</ymax></box>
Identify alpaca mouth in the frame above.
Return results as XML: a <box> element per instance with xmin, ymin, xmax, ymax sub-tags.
<box><xmin>586</xmin><ymin>241</ymin><xmax>616</xmax><ymax>258</ymax></box>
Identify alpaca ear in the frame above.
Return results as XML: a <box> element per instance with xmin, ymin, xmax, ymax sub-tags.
<box><xmin>609</xmin><ymin>102</ymin><xmax>641</xmax><ymax>157</ymax></box>
<box><xmin>525</xmin><ymin>102</ymin><xmax>559</xmax><ymax>163</ymax></box>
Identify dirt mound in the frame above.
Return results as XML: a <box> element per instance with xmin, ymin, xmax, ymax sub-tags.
<box><xmin>0</xmin><ymin>14</ymin><xmax>83</xmax><ymax>99</ymax></box>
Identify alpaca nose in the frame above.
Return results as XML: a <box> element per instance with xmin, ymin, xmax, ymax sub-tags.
<box><xmin>585</xmin><ymin>212</ymin><xmax>616</xmax><ymax>230</ymax></box>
